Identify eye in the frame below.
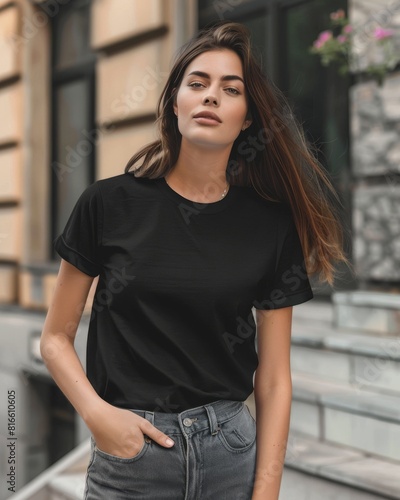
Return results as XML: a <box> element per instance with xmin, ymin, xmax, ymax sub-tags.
<box><xmin>188</xmin><ymin>81</ymin><xmax>205</xmax><ymax>89</ymax></box>
<box><xmin>225</xmin><ymin>87</ymin><xmax>241</xmax><ymax>95</ymax></box>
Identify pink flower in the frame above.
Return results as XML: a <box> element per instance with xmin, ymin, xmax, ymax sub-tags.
<box><xmin>330</xmin><ymin>9</ymin><xmax>345</xmax><ymax>21</ymax></box>
<box><xmin>313</xmin><ymin>30</ymin><xmax>333</xmax><ymax>49</ymax></box>
<box><xmin>319</xmin><ymin>30</ymin><xmax>333</xmax><ymax>44</ymax></box>
<box><xmin>343</xmin><ymin>24</ymin><xmax>353</xmax><ymax>34</ymax></box>
<box><xmin>313</xmin><ymin>30</ymin><xmax>334</xmax><ymax>50</ymax></box>
<box><xmin>312</xmin><ymin>30</ymin><xmax>333</xmax><ymax>49</ymax></box>
<box><xmin>373</xmin><ymin>27</ymin><xmax>394</xmax><ymax>40</ymax></box>
<box><xmin>337</xmin><ymin>35</ymin><xmax>347</xmax><ymax>44</ymax></box>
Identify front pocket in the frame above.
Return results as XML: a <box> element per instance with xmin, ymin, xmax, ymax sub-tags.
<box><xmin>94</xmin><ymin>438</ymin><xmax>149</xmax><ymax>463</ymax></box>
<box><xmin>217</xmin><ymin>405</ymin><xmax>256</xmax><ymax>453</ymax></box>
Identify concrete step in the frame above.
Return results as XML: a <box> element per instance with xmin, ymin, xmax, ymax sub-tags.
<box><xmin>291</xmin><ymin>304</ymin><xmax>400</xmax><ymax>397</ymax></box>
<box><xmin>10</xmin><ymin>440</ymin><xmax>90</xmax><ymax>500</ymax></box>
<box><xmin>292</xmin><ymin>298</ymin><xmax>334</xmax><ymax>325</ymax></box>
<box><xmin>281</xmin><ymin>466</ymin><xmax>390</xmax><ymax>500</ymax></box>
<box><xmin>48</xmin><ymin>473</ymin><xmax>87</xmax><ymax>500</ymax></box>
<box><xmin>332</xmin><ymin>290</ymin><xmax>400</xmax><ymax>335</ymax></box>
<box><xmin>292</xmin><ymin>312</ymin><xmax>400</xmax><ymax>359</ymax></box>
<box><xmin>284</xmin><ymin>432</ymin><xmax>400</xmax><ymax>499</ymax></box>
<box><xmin>291</xmin><ymin>372</ymin><xmax>400</xmax><ymax>462</ymax></box>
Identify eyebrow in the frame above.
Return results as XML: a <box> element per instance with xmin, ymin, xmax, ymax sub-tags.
<box><xmin>187</xmin><ymin>70</ymin><xmax>245</xmax><ymax>85</ymax></box>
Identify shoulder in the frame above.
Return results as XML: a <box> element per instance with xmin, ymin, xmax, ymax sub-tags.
<box><xmin>94</xmin><ymin>172</ymin><xmax>157</xmax><ymax>201</ymax></box>
<box><xmin>236</xmin><ymin>185</ymin><xmax>293</xmax><ymax>223</ymax></box>
<box><xmin>95</xmin><ymin>172</ymin><xmax>152</xmax><ymax>190</ymax></box>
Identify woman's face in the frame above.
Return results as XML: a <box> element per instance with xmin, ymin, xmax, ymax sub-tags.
<box><xmin>173</xmin><ymin>49</ymin><xmax>252</xmax><ymax>151</ymax></box>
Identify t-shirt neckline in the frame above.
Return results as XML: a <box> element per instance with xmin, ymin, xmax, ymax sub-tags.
<box><xmin>155</xmin><ymin>176</ymin><xmax>238</xmax><ymax>214</ymax></box>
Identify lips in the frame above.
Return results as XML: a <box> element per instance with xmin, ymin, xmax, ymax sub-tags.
<box><xmin>193</xmin><ymin>111</ymin><xmax>222</xmax><ymax>123</ymax></box>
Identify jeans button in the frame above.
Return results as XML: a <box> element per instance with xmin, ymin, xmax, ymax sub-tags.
<box><xmin>183</xmin><ymin>417</ymin><xmax>193</xmax><ymax>427</ymax></box>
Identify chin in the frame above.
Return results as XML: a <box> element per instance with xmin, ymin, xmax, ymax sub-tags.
<box><xmin>182</xmin><ymin>134</ymin><xmax>235</xmax><ymax>150</ymax></box>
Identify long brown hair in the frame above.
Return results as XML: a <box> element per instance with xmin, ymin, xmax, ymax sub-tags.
<box><xmin>124</xmin><ymin>21</ymin><xmax>351</xmax><ymax>286</ymax></box>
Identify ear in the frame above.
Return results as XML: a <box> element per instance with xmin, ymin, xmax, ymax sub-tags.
<box><xmin>242</xmin><ymin>110</ymin><xmax>252</xmax><ymax>130</ymax></box>
<box><xmin>172</xmin><ymin>87</ymin><xmax>178</xmax><ymax>116</ymax></box>
<box><xmin>242</xmin><ymin>118</ymin><xmax>252</xmax><ymax>131</ymax></box>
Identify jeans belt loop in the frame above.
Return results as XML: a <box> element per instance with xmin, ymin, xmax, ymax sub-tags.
<box><xmin>205</xmin><ymin>404</ymin><xmax>220</xmax><ymax>436</ymax></box>
<box><xmin>143</xmin><ymin>410</ymin><xmax>154</xmax><ymax>443</ymax></box>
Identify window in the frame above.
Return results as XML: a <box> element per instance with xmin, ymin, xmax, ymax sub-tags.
<box><xmin>50</xmin><ymin>0</ymin><xmax>96</xmax><ymax>255</ymax></box>
<box><xmin>280</xmin><ymin>0</ymin><xmax>349</xmax><ymax>190</ymax></box>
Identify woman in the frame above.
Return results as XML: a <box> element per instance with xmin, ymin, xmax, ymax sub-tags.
<box><xmin>41</xmin><ymin>21</ymin><xmax>349</xmax><ymax>500</ymax></box>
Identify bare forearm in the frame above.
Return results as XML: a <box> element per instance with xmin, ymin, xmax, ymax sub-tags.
<box><xmin>40</xmin><ymin>260</ymin><xmax>107</xmax><ymax>427</ymax></box>
<box><xmin>252</xmin><ymin>385</ymin><xmax>292</xmax><ymax>500</ymax></box>
<box><xmin>40</xmin><ymin>333</ymin><xmax>106</xmax><ymax>426</ymax></box>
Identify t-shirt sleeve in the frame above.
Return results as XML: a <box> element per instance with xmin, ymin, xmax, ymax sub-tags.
<box><xmin>53</xmin><ymin>182</ymin><xmax>103</xmax><ymax>277</ymax></box>
<box><xmin>253</xmin><ymin>207</ymin><xmax>313</xmax><ymax>310</ymax></box>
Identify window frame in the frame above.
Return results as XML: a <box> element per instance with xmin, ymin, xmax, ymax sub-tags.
<box><xmin>49</xmin><ymin>0</ymin><xmax>96</xmax><ymax>259</ymax></box>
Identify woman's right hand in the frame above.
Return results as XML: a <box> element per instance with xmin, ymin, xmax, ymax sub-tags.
<box><xmin>87</xmin><ymin>402</ymin><xmax>175</xmax><ymax>459</ymax></box>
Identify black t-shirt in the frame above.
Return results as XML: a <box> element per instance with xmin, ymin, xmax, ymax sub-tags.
<box><xmin>54</xmin><ymin>173</ymin><xmax>313</xmax><ymax>412</ymax></box>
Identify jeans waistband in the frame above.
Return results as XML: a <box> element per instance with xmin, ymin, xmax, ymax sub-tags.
<box><xmin>128</xmin><ymin>399</ymin><xmax>245</xmax><ymax>436</ymax></box>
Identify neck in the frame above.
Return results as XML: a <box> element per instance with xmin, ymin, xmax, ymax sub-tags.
<box><xmin>167</xmin><ymin>139</ymin><xmax>231</xmax><ymax>203</ymax></box>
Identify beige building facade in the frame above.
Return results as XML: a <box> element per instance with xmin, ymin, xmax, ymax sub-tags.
<box><xmin>0</xmin><ymin>0</ymin><xmax>196</xmax><ymax>310</ymax></box>
<box><xmin>0</xmin><ymin>1</ymin><xmax>198</xmax><ymax>495</ymax></box>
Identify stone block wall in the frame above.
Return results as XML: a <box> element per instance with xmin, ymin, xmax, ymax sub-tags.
<box><xmin>351</xmin><ymin>74</ymin><xmax>400</xmax><ymax>177</ymax></box>
<box><xmin>353</xmin><ymin>185</ymin><xmax>400</xmax><ymax>281</ymax></box>
<box><xmin>350</xmin><ymin>0</ymin><xmax>400</xmax><ymax>284</ymax></box>
<box><xmin>351</xmin><ymin>0</ymin><xmax>400</xmax><ymax>72</ymax></box>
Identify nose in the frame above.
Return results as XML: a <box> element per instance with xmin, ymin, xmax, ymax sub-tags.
<box><xmin>202</xmin><ymin>94</ymin><xmax>219</xmax><ymax>106</ymax></box>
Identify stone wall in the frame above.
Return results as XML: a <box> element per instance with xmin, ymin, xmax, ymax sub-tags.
<box><xmin>350</xmin><ymin>0</ymin><xmax>400</xmax><ymax>72</ymax></box>
<box><xmin>350</xmin><ymin>0</ymin><xmax>400</xmax><ymax>283</ymax></box>
<box><xmin>351</xmin><ymin>74</ymin><xmax>400</xmax><ymax>177</ymax></box>
<box><xmin>353</xmin><ymin>185</ymin><xmax>400</xmax><ymax>280</ymax></box>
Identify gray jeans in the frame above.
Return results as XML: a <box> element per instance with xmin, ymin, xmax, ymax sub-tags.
<box><xmin>84</xmin><ymin>399</ymin><xmax>257</xmax><ymax>499</ymax></box>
